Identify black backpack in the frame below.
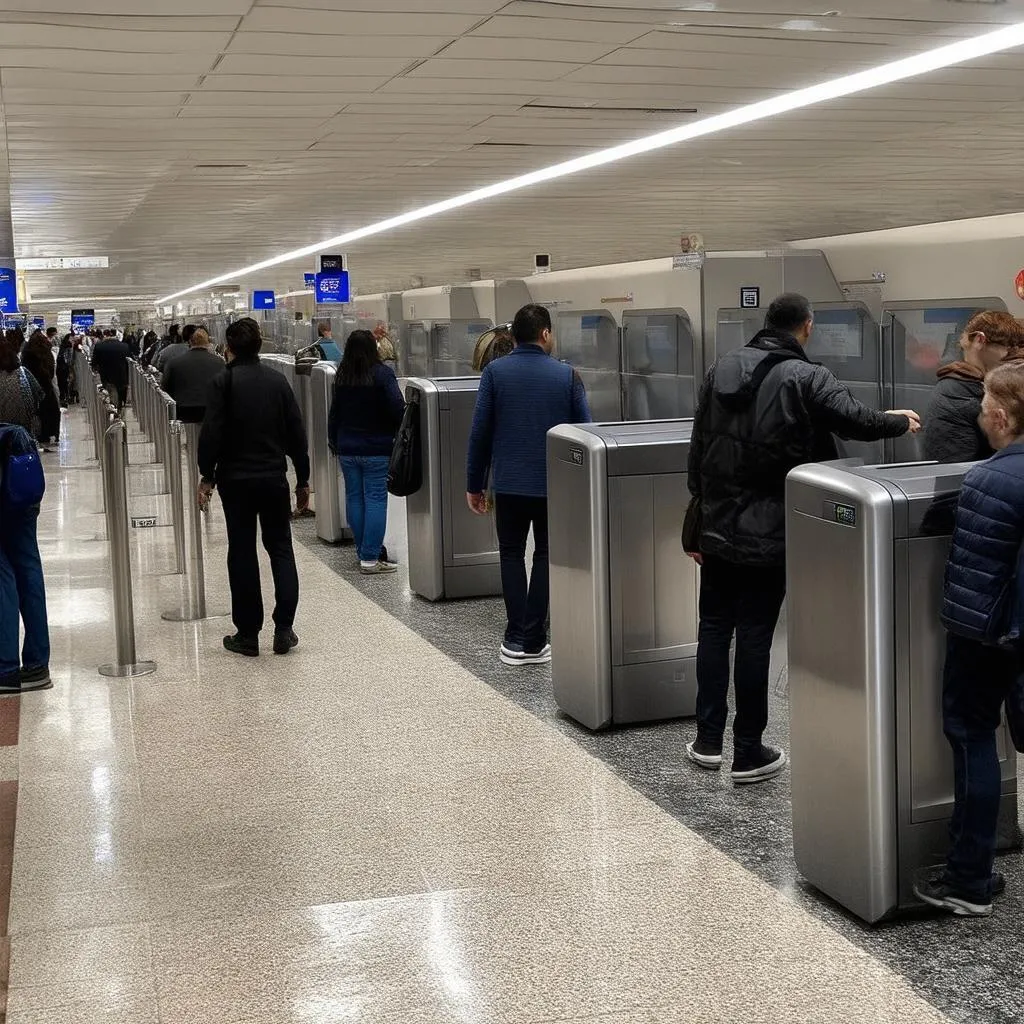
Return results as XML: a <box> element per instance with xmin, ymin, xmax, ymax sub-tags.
<box><xmin>387</xmin><ymin>389</ymin><xmax>422</xmax><ymax>497</ymax></box>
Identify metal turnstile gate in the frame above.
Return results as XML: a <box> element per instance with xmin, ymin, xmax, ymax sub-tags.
<box><xmin>547</xmin><ymin>420</ymin><xmax>699</xmax><ymax>730</ymax></box>
<box><xmin>786</xmin><ymin>460</ymin><xmax>1019</xmax><ymax>923</ymax></box>
<box><xmin>309</xmin><ymin>363</ymin><xmax>351</xmax><ymax>543</ymax></box>
<box><xmin>405</xmin><ymin>377</ymin><xmax>501</xmax><ymax>601</ymax></box>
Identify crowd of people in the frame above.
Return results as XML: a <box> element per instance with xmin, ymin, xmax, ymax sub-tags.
<box><xmin>1</xmin><ymin>298</ymin><xmax>1022</xmax><ymax>920</ymax></box>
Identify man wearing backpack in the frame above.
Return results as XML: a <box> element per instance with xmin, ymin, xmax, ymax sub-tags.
<box><xmin>685</xmin><ymin>293</ymin><xmax>920</xmax><ymax>784</ymax></box>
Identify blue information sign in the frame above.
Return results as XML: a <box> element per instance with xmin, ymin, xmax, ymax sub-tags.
<box><xmin>253</xmin><ymin>290</ymin><xmax>276</xmax><ymax>310</ymax></box>
<box><xmin>315</xmin><ymin>270</ymin><xmax>350</xmax><ymax>305</ymax></box>
<box><xmin>71</xmin><ymin>308</ymin><xmax>95</xmax><ymax>331</ymax></box>
<box><xmin>304</xmin><ymin>273</ymin><xmax>316</xmax><ymax>290</ymax></box>
<box><xmin>0</xmin><ymin>268</ymin><xmax>18</xmax><ymax>315</ymax></box>
<box><xmin>31</xmin><ymin>317</ymin><xmax>45</xmax><ymax>329</ymax></box>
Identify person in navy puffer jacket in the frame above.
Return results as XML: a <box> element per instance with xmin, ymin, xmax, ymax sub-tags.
<box><xmin>466</xmin><ymin>304</ymin><xmax>591</xmax><ymax>666</ymax></box>
<box><xmin>915</xmin><ymin>360</ymin><xmax>1024</xmax><ymax>919</ymax></box>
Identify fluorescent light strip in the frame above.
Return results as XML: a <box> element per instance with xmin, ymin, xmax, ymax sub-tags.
<box><xmin>30</xmin><ymin>295</ymin><xmax>156</xmax><ymax>304</ymax></box>
<box><xmin>157</xmin><ymin>21</ymin><xmax>1024</xmax><ymax>304</ymax></box>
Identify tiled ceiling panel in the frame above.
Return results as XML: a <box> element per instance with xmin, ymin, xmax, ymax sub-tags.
<box><xmin>0</xmin><ymin>0</ymin><xmax>1023</xmax><ymax>303</ymax></box>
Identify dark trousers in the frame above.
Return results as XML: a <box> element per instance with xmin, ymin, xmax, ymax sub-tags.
<box><xmin>942</xmin><ymin>633</ymin><xmax>1015</xmax><ymax>900</ymax></box>
<box><xmin>219</xmin><ymin>480</ymin><xmax>299</xmax><ymax>638</ymax></box>
<box><xmin>494</xmin><ymin>493</ymin><xmax>549</xmax><ymax>651</ymax></box>
<box><xmin>695</xmin><ymin>555</ymin><xmax>787</xmax><ymax>759</ymax></box>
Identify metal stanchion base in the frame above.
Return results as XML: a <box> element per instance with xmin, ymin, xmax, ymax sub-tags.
<box><xmin>98</xmin><ymin>661</ymin><xmax>157</xmax><ymax>678</ymax></box>
<box><xmin>160</xmin><ymin>608</ymin><xmax>229</xmax><ymax>623</ymax></box>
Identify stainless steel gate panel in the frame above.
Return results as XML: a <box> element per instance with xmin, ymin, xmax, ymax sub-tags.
<box><xmin>549</xmin><ymin>420</ymin><xmax>697</xmax><ymax>731</ymax></box>
<box><xmin>310</xmin><ymin>363</ymin><xmax>350</xmax><ymax>543</ymax></box>
<box><xmin>405</xmin><ymin>377</ymin><xmax>502</xmax><ymax>602</ymax></box>
<box><xmin>787</xmin><ymin>460</ymin><xmax>1019</xmax><ymax>923</ymax></box>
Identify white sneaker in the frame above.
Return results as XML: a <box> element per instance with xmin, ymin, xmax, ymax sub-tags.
<box><xmin>501</xmin><ymin>643</ymin><xmax>551</xmax><ymax>666</ymax></box>
<box><xmin>360</xmin><ymin>560</ymin><xmax>397</xmax><ymax>575</ymax></box>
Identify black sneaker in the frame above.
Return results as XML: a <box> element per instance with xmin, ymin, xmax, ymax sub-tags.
<box><xmin>731</xmin><ymin>745</ymin><xmax>787</xmax><ymax>785</ymax></box>
<box><xmin>0</xmin><ymin>671</ymin><xmax>20</xmax><ymax>693</ymax></box>
<box><xmin>273</xmin><ymin>630</ymin><xmax>299</xmax><ymax>655</ymax></box>
<box><xmin>686</xmin><ymin>739</ymin><xmax>723</xmax><ymax>770</ymax></box>
<box><xmin>914</xmin><ymin>875</ymin><xmax>993</xmax><ymax>917</ymax></box>
<box><xmin>19</xmin><ymin>665</ymin><xmax>51</xmax><ymax>691</ymax></box>
<box><xmin>223</xmin><ymin>633</ymin><xmax>259</xmax><ymax>657</ymax></box>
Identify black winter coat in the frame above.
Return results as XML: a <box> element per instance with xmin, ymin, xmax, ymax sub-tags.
<box><xmin>689</xmin><ymin>330</ymin><xmax>910</xmax><ymax>566</ymax></box>
<box><xmin>942</xmin><ymin>442</ymin><xmax>1024</xmax><ymax>645</ymax></box>
<box><xmin>197</xmin><ymin>355</ymin><xmax>310</xmax><ymax>489</ymax></box>
<box><xmin>922</xmin><ymin>366</ymin><xmax>992</xmax><ymax>464</ymax></box>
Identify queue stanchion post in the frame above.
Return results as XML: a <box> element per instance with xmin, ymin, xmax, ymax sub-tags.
<box><xmin>168</xmin><ymin>420</ymin><xmax>186</xmax><ymax>575</ymax></box>
<box><xmin>98</xmin><ymin>418</ymin><xmax>156</xmax><ymax>678</ymax></box>
<box><xmin>162</xmin><ymin>421</ymin><xmax>228</xmax><ymax>622</ymax></box>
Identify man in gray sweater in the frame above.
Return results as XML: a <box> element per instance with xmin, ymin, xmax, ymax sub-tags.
<box><xmin>161</xmin><ymin>326</ymin><xmax>224</xmax><ymax>423</ymax></box>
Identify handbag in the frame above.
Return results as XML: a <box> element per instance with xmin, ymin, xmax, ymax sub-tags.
<box><xmin>681</xmin><ymin>495</ymin><xmax>703</xmax><ymax>554</ymax></box>
<box><xmin>387</xmin><ymin>389</ymin><xmax>422</xmax><ymax>497</ymax></box>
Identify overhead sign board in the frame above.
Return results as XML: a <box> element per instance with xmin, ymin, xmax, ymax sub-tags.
<box><xmin>320</xmin><ymin>254</ymin><xmax>346</xmax><ymax>272</ymax></box>
<box><xmin>70</xmin><ymin>307</ymin><xmax>95</xmax><ymax>329</ymax></box>
<box><xmin>252</xmin><ymin>290</ymin><xmax>276</xmax><ymax>310</ymax></box>
<box><xmin>0</xmin><ymin>268</ymin><xmax>18</xmax><ymax>314</ymax></box>
<box><xmin>18</xmin><ymin>256</ymin><xmax>110</xmax><ymax>271</ymax></box>
<box><xmin>303</xmin><ymin>273</ymin><xmax>316</xmax><ymax>290</ymax></box>
<box><xmin>315</xmin><ymin>270</ymin><xmax>350</xmax><ymax>305</ymax></box>
<box><xmin>31</xmin><ymin>317</ymin><xmax>45</xmax><ymax>329</ymax></box>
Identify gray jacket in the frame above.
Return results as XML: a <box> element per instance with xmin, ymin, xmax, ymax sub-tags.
<box><xmin>161</xmin><ymin>348</ymin><xmax>224</xmax><ymax>421</ymax></box>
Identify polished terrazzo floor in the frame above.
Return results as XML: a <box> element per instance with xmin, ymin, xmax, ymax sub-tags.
<box><xmin>4</xmin><ymin>406</ymin><xmax>1009</xmax><ymax>1023</ymax></box>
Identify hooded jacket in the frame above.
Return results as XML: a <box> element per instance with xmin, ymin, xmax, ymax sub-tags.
<box><xmin>922</xmin><ymin>361</ymin><xmax>992</xmax><ymax>465</ymax></box>
<box><xmin>689</xmin><ymin>330</ymin><xmax>910</xmax><ymax>566</ymax></box>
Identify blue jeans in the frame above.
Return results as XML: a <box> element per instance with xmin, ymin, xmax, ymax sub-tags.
<box><xmin>0</xmin><ymin>504</ymin><xmax>49</xmax><ymax>677</ymax></box>
<box><xmin>339</xmin><ymin>456</ymin><xmax>390</xmax><ymax>563</ymax></box>
<box><xmin>941</xmin><ymin>633</ymin><xmax>1015</xmax><ymax>901</ymax></box>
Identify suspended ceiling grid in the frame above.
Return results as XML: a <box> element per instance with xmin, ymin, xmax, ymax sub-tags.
<box><xmin>2</xmin><ymin>0</ymin><xmax>1024</xmax><ymax>305</ymax></box>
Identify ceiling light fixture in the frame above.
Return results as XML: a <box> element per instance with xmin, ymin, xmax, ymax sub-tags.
<box><xmin>157</xmin><ymin>21</ymin><xmax>1024</xmax><ymax>304</ymax></box>
<box><xmin>30</xmin><ymin>295</ymin><xmax>156</xmax><ymax>304</ymax></box>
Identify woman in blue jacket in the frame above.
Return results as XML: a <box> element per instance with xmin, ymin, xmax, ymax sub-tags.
<box><xmin>916</xmin><ymin>360</ymin><xmax>1024</xmax><ymax>918</ymax></box>
<box><xmin>328</xmin><ymin>330</ymin><xmax>405</xmax><ymax>575</ymax></box>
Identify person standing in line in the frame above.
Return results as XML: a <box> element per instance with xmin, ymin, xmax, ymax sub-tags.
<box><xmin>466</xmin><ymin>303</ymin><xmax>591</xmax><ymax>666</ymax></box>
<box><xmin>915</xmin><ymin>361</ymin><xmax>1024</xmax><ymax>917</ymax></box>
<box><xmin>0</xmin><ymin>333</ymin><xmax>50</xmax><ymax>692</ymax></box>
<box><xmin>155</xmin><ymin>323</ymin><xmax>193</xmax><ymax>372</ymax></box>
<box><xmin>90</xmin><ymin>330</ymin><xmax>130</xmax><ymax>411</ymax></box>
<box><xmin>160</xmin><ymin>326</ymin><xmax>224</xmax><ymax>423</ymax></box>
<box><xmin>197</xmin><ymin>317</ymin><xmax>310</xmax><ymax>658</ymax></box>
<box><xmin>327</xmin><ymin>329</ymin><xmax>404</xmax><ymax>575</ymax></box>
<box><xmin>313</xmin><ymin>322</ymin><xmax>342</xmax><ymax>363</ymax></box>
<box><xmin>55</xmin><ymin>335</ymin><xmax>74</xmax><ymax>408</ymax></box>
<box><xmin>22</xmin><ymin>331</ymin><xmax>60</xmax><ymax>451</ymax></box>
<box><xmin>686</xmin><ymin>293</ymin><xmax>920</xmax><ymax>784</ymax></box>
<box><xmin>923</xmin><ymin>311</ymin><xmax>1024</xmax><ymax>464</ymax></box>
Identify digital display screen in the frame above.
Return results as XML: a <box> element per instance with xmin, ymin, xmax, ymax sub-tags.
<box><xmin>833</xmin><ymin>502</ymin><xmax>857</xmax><ymax>527</ymax></box>
<box><xmin>808</xmin><ymin>309</ymin><xmax>863</xmax><ymax>362</ymax></box>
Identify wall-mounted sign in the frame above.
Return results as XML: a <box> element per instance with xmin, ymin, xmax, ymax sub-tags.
<box><xmin>303</xmin><ymin>273</ymin><xmax>316</xmax><ymax>290</ymax></box>
<box><xmin>252</xmin><ymin>290</ymin><xmax>276</xmax><ymax>310</ymax></box>
<box><xmin>70</xmin><ymin>307</ymin><xmax>95</xmax><ymax>329</ymax></box>
<box><xmin>31</xmin><ymin>317</ymin><xmax>45</xmax><ymax>329</ymax></box>
<box><xmin>131</xmin><ymin>516</ymin><xmax>158</xmax><ymax>529</ymax></box>
<box><xmin>320</xmin><ymin>254</ymin><xmax>346</xmax><ymax>272</ymax></box>
<box><xmin>740</xmin><ymin>286</ymin><xmax>761</xmax><ymax>309</ymax></box>
<box><xmin>0</xmin><ymin>268</ymin><xmax>18</xmax><ymax>313</ymax></box>
<box><xmin>673</xmin><ymin>252</ymin><xmax>704</xmax><ymax>271</ymax></box>
<box><xmin>18</xmin><ymin>256</ymin><xmax>110</xmax><ymax>271</ymax></box>
<box><xmin>315</xmin><ymin>270</ymin><xmax>350</xmax><ymax>305</ymax></box>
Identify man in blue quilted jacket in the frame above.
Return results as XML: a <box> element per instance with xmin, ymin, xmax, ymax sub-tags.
<box><xmin>915</xmin><ymin>360</ymin><xmax>1024</xmax><ymax>918</ymax></box>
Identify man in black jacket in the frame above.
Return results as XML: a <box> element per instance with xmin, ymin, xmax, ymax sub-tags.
<box><xmin>90</xmin><ymin>331</ymin><xmax>130</xmax><ymax>410</ymax></box>
<box><xmin>197</xmin><ymin>318</ymin><xmax>310</xmax><ymax>658</ymax></box>
<box><xmin>686</xmin><ymin>293</ymin><xmax>921</xmax><ymax>784</ymax></box>
<box><xmin>161</xmin><ymin>326</ymin><xmax>223</xmax><ymax>423</ymax></box>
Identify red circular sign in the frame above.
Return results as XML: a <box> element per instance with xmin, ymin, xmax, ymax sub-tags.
<box><xmin>1016</xmin><ymin>268</ymin><xmax>1024</xmax><ymax>301</ymax></box>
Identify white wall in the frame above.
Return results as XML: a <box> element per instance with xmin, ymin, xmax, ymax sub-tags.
<box><xmin>523</xmin><ymin>258</ymin><xmax>703</xmax><ymax>326</ymax></box>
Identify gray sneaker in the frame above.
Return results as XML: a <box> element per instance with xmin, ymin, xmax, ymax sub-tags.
<box><xmin>360</xmin><ymin>560</ymin><xmax>398</xmax><ymax>575</ymax></box>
